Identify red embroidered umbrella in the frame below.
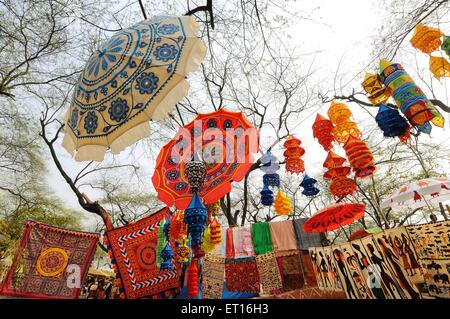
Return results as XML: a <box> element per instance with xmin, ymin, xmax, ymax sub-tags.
<box><xmin>303</xmin><ymin>203</ymin><xmax>365</xmax><ymax>233</ymax></box>
<box><xmin>152</xmin><ymin>109</ymin><xmax>259</xmax><ymax>209</ymax></box>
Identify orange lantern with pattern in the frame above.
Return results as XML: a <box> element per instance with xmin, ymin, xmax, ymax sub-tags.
<box><xmin>343</xmin><ymin>136</ymin><xmax>376</xmax><ymax>178</ymax></box>
<box><xmin>312</xmin><ymin>114</ymin><xmax>335</xmax><ymax>151</ymax></box>
<box><xmin>274</xmin><ymin>190</ymin><xmax>292</xmax><ymax>216</ymax></box>
<box><xmin>323</xmin><ymin>152</ymin><xmax>356</xmax><ymax>198</ymax></box>
<box><xmin>429</xmin><ymin>56</ymin><xmax>450</xmax><ymax>80</ymax></box>
<box><xmin>283</xmin><ymin>136</ymin><xmax>305</xmax><ymax>174</ymax></box>
<box><xmin>361</xmin><ymin>72</ymin><xmax>392</xmax><ymax>105</ymax></box>
<box><xmin>327</xmin><ymin>101</ymin><xmax>360</xmax><ymax>144</ymax></box>
<box><xmin>410</xmin><ymin>25</ymin><xmax>444</xmax><ymax>54</ymax></box>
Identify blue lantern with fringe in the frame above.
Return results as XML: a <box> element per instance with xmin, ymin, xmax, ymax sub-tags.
<box><xmin>375</xmin><ymin>104</ymin><xmax>409</xmax><ymax>137</ymax></box>
<box><xmin>160</xmin><ymin>242</ymin><xmax>175</xmax><ymax>271</ymax></box>
<box><xmin>184</xmin><ymin>192</ymin><xmax>208</xmax><ymax>246</ymax></box>
<box><xmin>260</xmin><ymin>184</ymin><xmax>274</xmax><ymax>206</ymax></box>
<box><xmin>299</xmin><ymin>174</ymin><xmax>320</xmax><ymax>197</ymax></box>
<box><xmin>260</xmin><ymin>151</ymin><xmax>280</xmax><ymax>187</ymax></box>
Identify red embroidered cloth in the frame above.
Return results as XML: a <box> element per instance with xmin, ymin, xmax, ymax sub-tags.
<box><xmin>0</xmin><ymin>220</ymin><xmax>99</xmax><ymax>299</ymax></box>
<box><xmin>105</xmin><ymin>207</ymin><xmax>180</xmax><ymax>299</ymax></box>
<box><xmin>225</xmin><ymin>257</ymin><xmax>260</xmax><ymax>293</ymax></box>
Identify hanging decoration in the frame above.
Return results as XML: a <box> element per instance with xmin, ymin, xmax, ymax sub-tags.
<box><xmin>184</xmin><ymin>155</ymin><xmax>207</xmax><ymax>193</ymax></box>
<box><xmin>209</xmin><ymin>217</ymin><xmax>222</xmax><ymax>245</ymax></box>
<box><xmin>187</xmin><ymin>260</ymin><xmax>199</xmax><ymax>298</ymax></box>
<box><xmin>327</xmin><ymin>100</ymin><xmax>360</xmax><ymax>144</ymax></box>
<box><xmin>427</xmin><ymin>102</ymin><xmax>445</xmax><ymax>128</ymax></box>
<box><xmin>399</xmin><ymin>126</ymin><xmax>411</xmax><ymax>144</ymax></box>
<box><xmin>323</xmin><ymin>152</ymin><xmax>356</xmax><ymax>198</ymax></box>
<box><xmin>417</xmin><ymin>121</ymin><xmax>432</xmax><ymax>134</ymax></box>
<box><xmin>442</xmin><ymin>36</ymin><xmax>450</xmax><ymax>58</ymax></box>
<box><xmin>410</xmin><ymin>24</ymin><xmax>444</xmax><ymax>54</ymax></box>
<box><xmin>379</xmin><ymin>59</ymin><xmax>435</xmax><ymax>126</ymax></box>
<box><xmin>312</xmin><ymin>114</ymin><xmax>335</xmax><ymax>151</ymax></box>
<box><xmin>175</xmin><ymin>237</ymin><xmax>190</xmax><ymax>264</ymax></box>
<box><xmin>299</xmin><ymin>174</ymin><xmax>320</xmax><ymax>197</ymax></box>
<box><xmin>274</xmin><ymin>190</ymin><xmax>292</xmax><ymax>216</ymax></box>
<box><xmin>283</xmin><ymin>136</ymin><xmax>305</xmax><ymax>174</ymax></box>
<box><xmin>343</xmin><ymin>136</ymin><xmax>376</xmax><ymax>178</ymax></box>
<box><xmin>202</xmin><ymin>226</ymin><xmax>216</xmax><ymax>253</ymax></box>
<box><xmin>260</xmin><ymin>184</ymin><xmax>275</xmax><ymax>206</ymax></box>
<box><xmin>184</xmin><ymin>193</ymin><xmax>208</xmax><ymax>259</ymax></box>
<box><xmin>160</xmin><ymin>242</ymin><xmax>175</xmax><ymax>271</ymax></box>
<box><xmin>206</xmin><ymin>201</ymin><xmax>221</xmax><ymax>217</ymax></box>
<box><xmin>169</xmin><ymin>211</ymin><xmax>185</xmax><ymax>243</ymax></box>
<box><xmin>375</xmin><ymin>104</ymin><xmax>409</xmax><ymax>139</ymax></box>
<box><xmin>361</xmin><ymin>72</ymin><xmax>392</xmax><ymax>105</ymax></box>
<box><xmin>260</xmin><ymin>151</ymin><xmax>281</xmax><ymax>187</ymax></box>
<box><xmin>429</xmin><ymin>55</ymin><xmax>450</xmax><ymax>80</ymax></box>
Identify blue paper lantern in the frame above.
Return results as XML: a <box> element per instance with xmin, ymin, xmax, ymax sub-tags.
<box><xmin>417</xmin><ymin>121</ymin><xmax>432</xmax><ymax>134</ymax></box>
<box><xmin>375</xmin><ymin>104</ymin><xmax>408</xmax><ymax>137</ymax></box>
<box><xmin>184</xmin><ymin>192</ymin><xmax>208</xmax><ymax>245</ymax></box>
<box><xmin>263</xmin><ymin>173</ymin><xmax>280</xmax><ymax>187</ymax></box>
<box><xmin>260</xmin><ymin>185</ymin><xmax>274</xmax><ymax>206</ymax></box>
<box><xmin>160</xmin><ymin>242</ymin><xmax>175</xmax><ymax>271</ymax></box>
<box><xmin>260</xmin><ymin>151</ymin><xmax>280</xmax><ymax>174</ymax></box>
<box><xmin>299</xmin><ymin>174</ymin><xmax>320</xmax><ymax>197</ymax></box>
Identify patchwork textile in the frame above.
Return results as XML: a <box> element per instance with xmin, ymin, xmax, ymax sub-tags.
<box><xmin>105</xmin><ymin>207</ymin><xmax>180</xmax><ymax>299</ymax></box>
<box><xmin>293</xmin><ymin>218</ymin><xmax>325</xmax><ymax>249</ymax></box>
<box><xmin>269</xmin><ymin>220</ymin><xmax>298</xmax><ymax>257</ymax></box>
<box><xmin>251</xmin><ymin>222</ymin><xmax>273</xmax><ymax>255</ymax></box>
<box><xmin>225</xmin><ymin>257</ymin><xmax>260</xmax><ymax>293</ymax></box>
<box><xmin>232</xmin><ymin>226</ymin><xmax>255</xmax><ymax>258</ymax></box>
<box><xmin>0</xmin><ymin>220</ymin><xmax>99</xmax><ymax>299</ymax></box>
<box><xmin>256</xmin><ymin>251</ymin><xmax>282</xmax><ymax>294</ymax></box>
<box><xmin>202</xmin><ymin>255</ymin><xmax>225</xmax><ymax>299</ymax></box>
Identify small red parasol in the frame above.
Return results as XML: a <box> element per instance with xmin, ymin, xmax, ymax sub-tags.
<box><xmin>303</xmin><ymin>203</ymin><xmax>365</xmax><ymax>233</ymax></box>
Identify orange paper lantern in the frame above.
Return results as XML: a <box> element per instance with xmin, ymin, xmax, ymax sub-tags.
<box><xmin>312</xmin><ymin>114</ymin><xmax>335</xmax><ymax>151</ymax></box>
<box><xmin>209</xmin><ymin>217</ymin><xmax>222</xmax><ymax>244</ymax></box>
<box><xmin>361</xmin><ymin>72</ymin><xmax>392</xmax><ymax>105</ymax></box>
<box><xmin>274</xmin><ymin>190</ymin><xmax>292</xmax><ymax>215</ymax></box>
<box><xmin>283</xmin><ymin>136</ymin><xmax>305</xmax><ymax>174</ymax></box>
<box><xmin>429</xmin><ymin>55</ymin><xmax>450</xmax><ymax>80</ymax></box>
<box><xmin>323</xmin><ymin>152</ymin><xmax>356</xmax><ymax>198</ymax></box>
<box><xmin>410</xmin><ymin>25</ymin><xmax>444</xmax><ymax>54</ymax></box>
<box><xmin>169</xmin><ymin>210</ymin><xmax>185</xmax><ymax>242</ymax></box>
<box><xmin>327</xmin><ymin>101</ymin><xmax>360</xmax><ymax>144</ymax></box>
<box><xmin>187</xmin><ymin>260</ymin><xmax>199</xmax><ymax>298</ymax></box>
<box><xmin>343</xmin><ymin>136</ymin><xmax>376</xmax><ymax>178</ymax></box>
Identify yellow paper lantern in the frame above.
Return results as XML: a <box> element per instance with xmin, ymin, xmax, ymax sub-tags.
<box><xmin>328</xmin><ymin>101</ymin><xmax>361</xmax><ymax>144</ymax></box>
<box><xmin>274</xmin><ymin>190</ymin><xmax>292</xmax><ymax>216</ymax></box>
<box><xmin>361</xmin><ymin>72</ymin><xmax>392</xmax><ymax>105</ymax></box>
<box><xmin>426</xmin><ymin>102</ymin><xmax>445</xmax><ymax>128</ymax></box>
<box><xmin>327</xmin><ymin>100</ymin><xmax>352</xmax><ymax>123</ymax></box>
<box><xmin>410</xmin><ymin>25</ymin><xmax>444</xmax><ymax>54</ymax></box>
<box><xmin>429</xmin><ymin>56</ymin><xmax>450</xmax><ymax>80</ymax></box>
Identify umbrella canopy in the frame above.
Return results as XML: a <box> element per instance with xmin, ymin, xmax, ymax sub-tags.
<box><xmin>380</xmin><ymin>177</ymin><xmax>450</xmax><ymax>212</ymax></box>
<box><xmin>152</xmin><ymin>109</ymin><xmax>259</xmax><ymax>209</ymax></box>
<box><xmin>62</xmin><ymin>16</ymin><xmax>207</xmax><ymax>161</ymax></box>
<box><xmin>303</xmin><ymin>203</ymin><xmax>366</xmax><ymax>233</ymax></box>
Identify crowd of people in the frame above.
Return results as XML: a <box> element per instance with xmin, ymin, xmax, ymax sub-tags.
<box><xmin>82</xmin><ymin>277</ymin><xmax>119</xmax><ymax>299</ymax></box>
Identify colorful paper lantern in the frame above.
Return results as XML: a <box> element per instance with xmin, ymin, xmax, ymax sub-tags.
<box><xmin>343</xmin><ymin>136</ymin><xmax>376</xmax><ymax>178</ymax></box>
<box><xmin>299</xmin><ymin>174</ymin><xmax>320</xmax><ymax>197</ymax></box>
<box><xmin>169</xmin><ymin>210</ymin><xmax>185</xmax><ymax>243</ymax></box>
<box><xmin>184</xmin><ymin>193</ymin><xmax>208</xmax><ymax>247</ymax></box>
<box><xmin>202</xmin><ymin>226</ymin><xmax>216</xmax><ymax>253</ymax></box>
<box><xmin>160</xmin><ymin>242</ymin><xmax>175</xmax><ymax>271</ymax></box>
<box><xmin>379</xmin><ymin>59</ymin><xmax>434</xmax><ymax>126</ymax></box>
<box><xmin>312</xmin><ymin>113</ymin><xmax>335</xmax><ymax>151</ymax></box>
<box><xmin>206</xmin><ymin>201</ymin><xmax>221</xmax><ymax>217</ymax></box>
<box><xmin>361</xmin><ymin>72</ymin><xmax>392</xmax><ymax>105</ymax></box>
<box><xmin>209</xmin><ymin>217</ymin><xmax>222</xmax><ymax>244</ymax></box>
<box><xmin>283</xmin><ymin>136</ymin><xmax>305</xmax><ymax>174</ymax></box>
<box><xmin>327</xmin><ymin>101</ymin><xmax>360</xmax><ymax>144</ymax></box>
<box><xmin>427</xmin><ymin>102</ymin><xmax>445</xmax><ymax>128</ymax></box>
<box><xmin>323</xmin><ymin>152</ymin><xmax>356</xmax><ymax>198</ymax></box>
<box><xmin>442</xmin><ymin>36</ymin><xmax>450</xmax><ymax>58</ymax></box>
<box><xmin>260</xmin><ymin>151</ymin><xmax>280</xmax><ymax>174</ymax></box>
<box><xmin>263</xmin><ymin>173</ymin><xmax>280</xmax><ymax>187</ymax></box>
<box><xmin>399</xmin><ymin>126</ymin><xmax>411</xmax><ymax>144</ymax></box>
<box><xmin>274</xmin><ymin>190</ymin><xmax>292</xmax><ymax>215</ymax></box>
<box><xmin>375</xmin><ymin>104</ymin><xmax>409</xmax><ymax>138</ymax></box>
<box><xmin>187</xmin><ymin>260</ymin><xmax>199</xmax><ymax>298</ymax></box>
<box><xmin>410</xmin><ymin>24</ymin><xmax>444</xmax><ymax>54</ymax></box>
<box><xmin>175</xmin><ymin>237</ymin><xmax>190</xmax><ymax>264</ymax></box>
<box><xmin>417</xmin><ymin>121</ymin><xmax>432</xmax><ymax>135</ymax></box>
<box><xmin>429</xmin><ymin>55</ymin><xmax>450</xmax><ymax>80</ymax></box>
<box><xmin>260</xmin><ymin>184</ymin><xmax>274</xmax><ymax>206</ymax></box>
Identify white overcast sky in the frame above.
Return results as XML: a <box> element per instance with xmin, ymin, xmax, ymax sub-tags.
<box><xmin>46</xmin><ymin>0</ymin><xmax>450</xmax><ymax>229</ymax></box>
